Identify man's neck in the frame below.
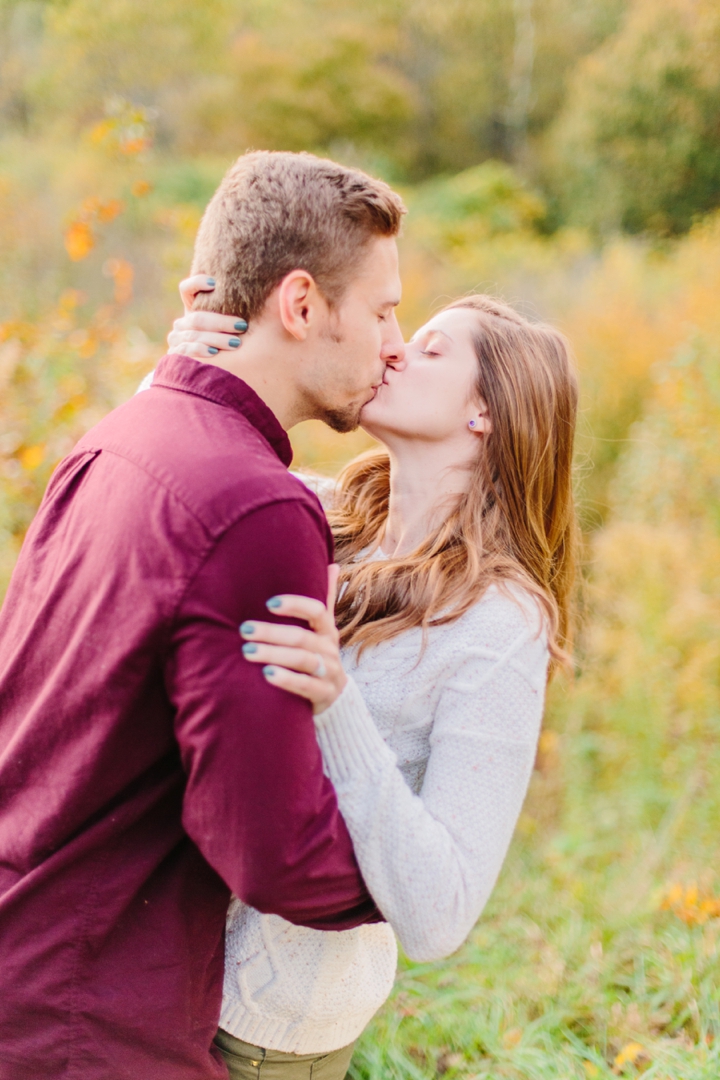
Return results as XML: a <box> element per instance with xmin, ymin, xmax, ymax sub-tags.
<box><xmin>201</xmin><ymin>329</ymin><xmax>308</xmax><ymax>430</ymax></box>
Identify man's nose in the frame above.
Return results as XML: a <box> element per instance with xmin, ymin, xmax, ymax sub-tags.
<box><xmin>381</xmin><ymin>314</ymin><xmax>407</xmax><ymax>370</ymax></box>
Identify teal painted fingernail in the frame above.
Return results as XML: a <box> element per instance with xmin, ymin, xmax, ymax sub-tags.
<box><xmin>240</xmin><ymin>622</ymin><xmax>255</xmax><ymax>635</ymax></box>
<box><xmin>234</xmin><ymin>320</ymin><xmax>248</xmax><ymax>332</ymax></box>
<box><xmin>263</xmin><ymin>665</ymin><xmax>276</xmax><ymax>677</ymax></box>
<box><xmin>229</xmin><ymin>338</ymin><xmax>241</xmax><ymax>348</ymax></box>
<box><xmin>266</xmin><ymin>597</ymin><xmax>282</xmax><ymax>610</ymax></box>
<box><xmin>242</xmin><ymin>642</ymin><xmax>258</xmax><ymax>655</ymax></box>
<box><xmin>208</xmin><ymin>347</ymin><xmax>219</xmax><ymax>355</ymax></box>
<box><xmin>206</xmin><ymin>277</ymin><xmax>216</xmax><ymax>286</ymax></box>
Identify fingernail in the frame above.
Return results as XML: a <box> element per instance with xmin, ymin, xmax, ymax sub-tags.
<box><xmin>206</xmin><ymin>277</ymin><xmax>216</xmax><ymax>286</ymax></box>
<box><xmin>263</xmin><ymin>666</ymin><xmax>276</xmax><ymax>677</ymax></box>
<box><xmin>208</xmin><ymin>347</ymin><xmax>219</xmax><ymax>355</ymax></box>
<box><xmin>242</xmin><ymin>642</ymin><xmax>258</xmax><ymax>655</ymax></box>
<box><xmin>234</xmin><ymin>320</ymin><xmax>248</xmax><ymax>332</ymax></box>
<box><xmin>229</xmin><ymin>338</ymin><xmax>241</xmax><ymax>348</ymax></box>
<box><xmin>240</xmin><ymin>622</ymin><xmax>255</xmax><ymax>635</ymax></box>
<box><xmin>266</xmin><ymin>597</ymin><xmax>282</xmax><ymax>610</ymax></box>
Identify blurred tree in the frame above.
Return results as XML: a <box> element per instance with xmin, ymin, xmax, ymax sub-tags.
<box><xmin>551</xmin><ymin>0</ymin><xmax>720</xmax><ymax>234</ymax></box>
<box><xmin>208</xmin><ymin>1</ymin><xmax>416</xmax><ymax>164</ymax></box>
<box><xmin>36</xmin><ymin>0</ymin><xmax>233</xmax><ymax>138</ymax></box>
<box><xmin>0</xmin><ymin>0</ymin><xmax>627</xmax><ymax>180</ymax></box>
<box><xmin>0</xmin><ymin>0</ymin><xmax>46</xmax><ymax>131</ymax></box>
<box><xmin>407</xmin><ymin>160</ymin><xmax>547</xmax><ymax>249</ymax></box>
<box><xmin>388</xmin><ymin>0</ymin><xmax>627</xmax><ymax>177</ymax></box>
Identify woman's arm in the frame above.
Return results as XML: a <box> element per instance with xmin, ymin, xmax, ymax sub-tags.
<box><xmin>313</xmin><ymin>599</ymin><xmax>548</xmax><ymax>962</ymax></box>
<box><xmin>239</xmin><ymin>590</ymin><xmax>548</xmax><ymax>961</ymax></box>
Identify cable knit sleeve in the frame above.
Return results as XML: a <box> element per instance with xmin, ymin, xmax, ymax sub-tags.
<box><xmin>314</xmin><ymin>591</ymin><xmax>549</xmax><ymax>962</ymax></box>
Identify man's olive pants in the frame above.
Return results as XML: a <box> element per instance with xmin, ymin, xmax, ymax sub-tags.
<box><xmin>214</xmin><ymin>1028</ymin><xmax>356</xmax><ymax>1080</ymax></box>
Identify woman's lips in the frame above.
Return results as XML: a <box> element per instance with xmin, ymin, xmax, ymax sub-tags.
<box><xmin>364</xmin><ymin>370</ymin><xmax>392</xmax><ymax>406</ymax></box>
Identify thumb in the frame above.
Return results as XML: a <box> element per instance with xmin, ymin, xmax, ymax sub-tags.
<box><xmin>179</xmin><ymin>273</ymin><xmax>215</xmax><ymax>315</ymax></box>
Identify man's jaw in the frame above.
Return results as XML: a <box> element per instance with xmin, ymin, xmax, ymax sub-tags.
<box><xmin>313</xmin><ymin>374</ymin><xmax>388</xmax><ymax>434</ymax></box>
<box><xmin>319</xmin><ymin>401</ymin><xmax>364</xmax><ymax>434</ymax></box>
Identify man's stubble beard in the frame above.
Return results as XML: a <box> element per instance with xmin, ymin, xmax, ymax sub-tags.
<box><xmin>298</xmin><ymin>380</ymin><xmax>364</xmax><ymax>433</ymax></box>
<box><xmin>312</xmin><ymin>316</ymin><xmax>365</xmax><ymax>433</ymax></box>
<box><xmin>317</xmin><ymin>402</ymin><xmax>363</xmax><ymax>434</ymax></box>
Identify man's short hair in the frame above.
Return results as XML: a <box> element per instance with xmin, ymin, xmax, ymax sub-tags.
<box><xmin>191</xmin><ymin>151</ymin><xmax>406</xmax><ymax>321</ymax></box>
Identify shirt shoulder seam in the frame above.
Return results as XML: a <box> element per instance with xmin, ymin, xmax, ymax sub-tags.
<box><xmin>87</xmin><ymin>443</ymin><xmax>320</xmax><ymax>537</ymax></box>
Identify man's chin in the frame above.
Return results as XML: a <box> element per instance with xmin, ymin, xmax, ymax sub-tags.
<box><xmin>319</xmin><ymin>404</ymin><xmax>363</xmax><ymax>434</ymax></box>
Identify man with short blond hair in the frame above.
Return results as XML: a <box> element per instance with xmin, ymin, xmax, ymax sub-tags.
<box><xmin>193</xmin><ymin>150</ymin><xmax>404</xmax><ymax>320</ymax></box>
<box><xmin>0</xmin><ymin>151</ymin><xmax>405</xmax><ymax>1079</ymax></box>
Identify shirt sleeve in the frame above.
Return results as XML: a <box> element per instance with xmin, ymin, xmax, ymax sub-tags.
<box><xmin>164</xmin><ymin>498</ymin><xmax>380</xmax><ymax>931</ymax></box>
<box><xmin>313</xmin><ymin>597</ymin><xmax>549</xmax><ymax>959</ymax></box>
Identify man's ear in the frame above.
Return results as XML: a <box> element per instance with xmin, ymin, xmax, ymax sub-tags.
<box><xmin>277</xmin><ymin>270</ymin><xmax>322</xmax><ymax>341</ymax></box>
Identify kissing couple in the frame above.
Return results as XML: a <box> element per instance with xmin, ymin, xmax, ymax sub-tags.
<box><xmin>0</xmin><ymin>151</ymin><xmax>578</xmax><ymax>1080</ymax></box>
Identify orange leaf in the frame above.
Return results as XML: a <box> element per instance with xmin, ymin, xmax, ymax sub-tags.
<box><xmin>88</xmin><ymin>118</ymin><xmax>115</xmax><ymax>145</ymax></box>
<box><xmin>131</xmin><ymin>180</ymin><xmax>152</xmax><ymax>198</ymax></box>
<box><xmin>120</xmin><ymin>137</ymin><xmax>150</xmax><ymax>156</ymax></box>
<box><xmin>103</xmin><ymin>258</ymin><xmax>134</xmax><ymax>305</ymax></box>
<box><xmin>97</xmin><ymin>199</ymin><xmax>125</xmax><ymax>223</ymax></box>
<box><xmin>57</xmin><ymin>289</ymin><xmax>85</xmax><ymax>313</ymax></box>
<box><xmin>20</xmin><ymin>445</ymin><xmax>45</xmax><ymax>471</ymax></box>
<box><xmin>613</xmin><ymin>1042</ymin><xmax>646</xmax><ymax>1072</ymax></box>
<box><xmin>65</xmin><ymin>221</ymin><xmax>95</xmax><ymax>261</ymax></box>
<box><xmin>502</xmin><ymin>1028</ymin><xmax>522</xmax><ymax>1049</ymax></box>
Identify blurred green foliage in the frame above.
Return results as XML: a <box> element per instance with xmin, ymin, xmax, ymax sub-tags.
<box><xmin>0</xmin><ymin>0</ymin><xmax>627</xmax><ymax>181</ymax></box>
<box><xmin>551</xmin><ymin>0</ymin><xmax>720</xmax><ymax>234</ymax></box>
<box><xmin>4</xmin><ymin>0</ymin><xmax>719</xmax><ymax>234</ymax></box>
<box><xmin>3</xmin><ymin>1</ymin><xmax>720</xmax><ymax>1075</ymax></box>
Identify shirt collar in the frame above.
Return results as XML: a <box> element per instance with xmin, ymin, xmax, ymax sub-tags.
<box><xmin>152</xmin><ymin>353</ymin><xmax>293</xmax><ymax>467</ymax></box>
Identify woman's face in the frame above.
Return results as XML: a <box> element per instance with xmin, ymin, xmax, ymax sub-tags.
<box><xmin>360</xmin><ymin>307</ymin><xmax>484</xmax><ymax>443</ymax></box>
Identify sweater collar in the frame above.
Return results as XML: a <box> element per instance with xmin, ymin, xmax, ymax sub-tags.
<box><xmin>153</xmin><ymin>353</ymin><xmax>293</xmax><ymax>467</ymax></box>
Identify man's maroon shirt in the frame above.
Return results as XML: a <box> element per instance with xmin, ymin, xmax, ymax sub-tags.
<box><xmin>0</xmin><ymin>355</ymin><xmax>378</xmax><ymax>1079</ymax></box>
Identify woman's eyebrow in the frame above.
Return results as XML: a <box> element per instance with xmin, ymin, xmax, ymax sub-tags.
<box><xmin>410</xmin><ymin>327</ymin><xmax>454</xmax><ymax>344</ymax></box>
<box><xmin>426</xmin><ymin>328</ymin><xmax>455</xmax><ymax>343</ymax></box>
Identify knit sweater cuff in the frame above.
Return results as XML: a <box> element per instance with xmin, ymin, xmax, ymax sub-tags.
<box><xmin>314</xmin><ymin>676</ymin><xmax>396</xmax><ymax>784</ymax></box>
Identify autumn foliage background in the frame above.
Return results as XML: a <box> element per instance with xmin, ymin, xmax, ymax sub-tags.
<box><xmin>2</xmin><ymin>1</ymin><xmax>720</xmax><ymax>1077</ymax></box>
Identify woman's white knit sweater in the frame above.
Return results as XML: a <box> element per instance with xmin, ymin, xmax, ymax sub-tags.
<box><xmin>220</xmin><ymin>569</ymin><xmax>549</xmax><ymax>1054</ymax></box>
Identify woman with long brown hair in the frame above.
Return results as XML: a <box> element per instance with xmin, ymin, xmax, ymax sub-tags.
<box><xmin>164</xmin><ymin>287</ymin><xmax>578</xmax><ymax>1080</ymax></box>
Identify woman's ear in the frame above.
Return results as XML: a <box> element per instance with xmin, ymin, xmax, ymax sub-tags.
<box><xmin>467</xmin><ymin>400</ymin><xmax>492</xmax><ymax>434</ymax></box>
<box><xmin>277</xmin><ymin>270</ymin><xmax>321</xmax><ymax>341</ymax></box>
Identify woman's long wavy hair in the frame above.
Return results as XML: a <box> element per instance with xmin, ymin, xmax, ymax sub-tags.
<box><xmin>328</xmin><ymin>294</ymin><xmax>579</xmax><ymax>671</ymax></box>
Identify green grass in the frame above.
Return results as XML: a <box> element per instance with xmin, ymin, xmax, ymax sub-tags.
<box><xmin>351</xmin><ymin>804</ymin><xmax>720</xmax><ymax>1079</ymax></box>
<box><xmin>350</xmin><ymin>661</ymin><xmax>720</xmax><ymax>1080</ymax></box>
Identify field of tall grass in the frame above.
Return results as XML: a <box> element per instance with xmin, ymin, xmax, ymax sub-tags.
<box><xmin>2</xmin><ymin>135</ymin><xmax>720</xmax><ymax>1078</ymax></box>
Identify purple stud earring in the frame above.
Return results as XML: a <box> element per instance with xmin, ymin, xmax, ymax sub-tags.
<box><xmin>469</xmin><ymin>419</ymin><xmax>477</xmax><ymax>429</ymax></box>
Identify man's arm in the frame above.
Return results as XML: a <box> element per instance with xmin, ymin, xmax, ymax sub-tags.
<box><xmin>164</xmin><ymin>498</ymin><xmax>380</xmax><ymax>930</ymax></box>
